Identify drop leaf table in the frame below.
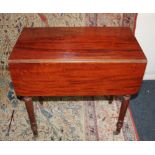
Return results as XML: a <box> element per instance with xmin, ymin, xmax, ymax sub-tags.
<box><xmin>8</xmin><ymin>27</ymin><xmax>147</xmax><ymax>137</ymax></box>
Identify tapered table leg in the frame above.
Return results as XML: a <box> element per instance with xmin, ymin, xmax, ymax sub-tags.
<box><xmin>114</xmin><ymin>95</ymin><xmax>131</xmax><ymax>135</ymax></box>
<box><xmin>23</xmin><ymin>97</ymin><xmax>38</xmax><ymax>136</ymax></box>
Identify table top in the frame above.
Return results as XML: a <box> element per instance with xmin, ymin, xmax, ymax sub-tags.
<box><xmin>9</xmin><ymin>27</ymin><xmax>147</xmax><ymax>63</ymax></box>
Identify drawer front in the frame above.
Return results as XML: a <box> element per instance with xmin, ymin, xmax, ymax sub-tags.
<box><xmin>9</xmin><ymin>62</ymin><xmax>146</xmax><ymax>96</ymax></box>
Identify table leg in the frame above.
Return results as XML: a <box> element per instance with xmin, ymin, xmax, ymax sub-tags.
<box><xmin>23</xmin><ymin>97</ymin><xmax>38</xmax><ymax>137</ymax></box>
<box><xmin>39</xmin><ymin>96</ymin><xmax>44</xmax><ymax>105</ymax></box>
<box><xmin>108</xmin><ymin>96</ymin><xmax>114</xmax><ymax>104</ymax></box>
<box><xmin>114</xmin><ymin>95</ymin><xmax>131</xmax><ymax>135</ymax></box>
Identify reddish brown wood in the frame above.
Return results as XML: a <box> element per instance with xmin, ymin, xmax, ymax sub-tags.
<box><xmin>8</xmin><ymin>27</ymin><xmax>147</xmax><ymax>97</ymax></box>
<box><xmin>114</xmin><ymin>95</ymin><xmax>131</xmax><ymax>135</ymax></box>
<box><xmin>9</xmin><ymin>62</ymin><xmax>146</xmax><ymax>96</ymax></box>
<box><xmin>8</xmin><ymin>27</ymin><xmax>147</xmax><ymax>135</ymax></box>
<box><xmin>23</xmin><ymin>97</ymin><xmax>38</xmax><ymax>136</ymax></box>
<box><xmin>9</xmin><ymin>27</ymin><xmax>146</xmax><ymax>61</ymax></box>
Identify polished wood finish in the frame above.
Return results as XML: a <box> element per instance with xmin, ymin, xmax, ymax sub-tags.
<box><xmin>9</xmin><ymin>27</ymin><xmax>146</xmax><ymax>96</ymax></box>
<box><xmin>8</xmin><ymin>27</ymin><xmax>147</xmax><ymax>136</ymax></box>
<box><xmin>9</xmin><ymin>27</ymin><xmax>146</xmax><ymax>62</ymax></box>
<box><xmin>114</xmin><ymin>95</ymin><xmax>131</xmax><ymax>135</ymax></box>
<box><xmin>9</xmin><ymin>62</ymin><xmax>146</xmax><ymax>96</ymax></box>
<box><xmin>23</xmin><ymin>97</ymin><xmax>38</xmax><ymax>136</ymax></box>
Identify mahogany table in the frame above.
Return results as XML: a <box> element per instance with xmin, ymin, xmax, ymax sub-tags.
<box><xmin>8</xmin><ymin>27</ymin><xmax>147</xmax><ymax>137</ymax></box>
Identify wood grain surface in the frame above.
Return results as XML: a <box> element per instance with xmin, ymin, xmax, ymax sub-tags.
<box><xmin>9</xmin><ymin>62</ymin><xmax>146</xmax><ymax>96</ymax></box>
<box><xmin>9</xmin><ymin>27</ymin><xmax>146</xmax><ymax>62</ymax></box>
<box><xmin>8</xmin><ymin>27</ymin><xmax>147</xmax><ymax>96</ymax></box>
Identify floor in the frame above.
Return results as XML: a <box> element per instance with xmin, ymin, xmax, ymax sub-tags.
<box><xmin>0</xmin><ymin>71</ymin><xmax>137</xmax><ymax>141</ymax></box>
<box><xmin>130</xmin><ymin>80</ymin><xmax>155</xmax><ymax>141</ymax></box>
<box><xmin>1</xmin><ymin>71</ymin><xmax>154</xmax><ymax>140</ymax></box>
<box><xmin>0</xmin><ymin>95</ymin><xmax>137</xmax><ymax>141</ymax></box>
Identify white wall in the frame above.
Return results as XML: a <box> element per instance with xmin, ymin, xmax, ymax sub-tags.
<box><xmin>135</xmin><ymin>13</ymin><xmax>155</xmax><ymax>80</ymax></box>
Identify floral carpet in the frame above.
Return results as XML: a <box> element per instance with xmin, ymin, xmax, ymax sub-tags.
<box><xmin>0</xmin><ymin>13</ymin><xmax>138</xmax><ymax>141</ymax></box>
<box><xmin>0</xmin><ymin>71</ymin><xmax>138</xmax><ymax>141</ymax></box>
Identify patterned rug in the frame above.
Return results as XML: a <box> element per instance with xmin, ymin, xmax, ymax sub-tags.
<box><xmin>0</xmin><ymin>14</ymin><xmax>138</xmax><ymax>140</ymax></box>
<box><xmin>0</xmin><ymin>71</ymin><xmax>138</xmax><ymax>141</ymax></box>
